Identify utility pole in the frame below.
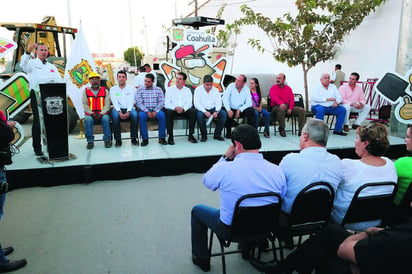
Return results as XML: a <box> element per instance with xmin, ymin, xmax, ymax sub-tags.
<box><xmin>143</xmin><ymin>16</ymin><xmax>149</xmax><ymax>55</ymax></box>
<box><xmin>189</xmin><ymin>0</ymin><xmax>198</xmax><ymax>16</ymax></box>
<box><xmin>391</xmin><ymin>0</ymin><xmax>411</xmax><ymax>136</ymax></box>
<box><xmin>128</xmin><ymin>0</ymin><xmax>137</xmax><ymax>66</ymax></box>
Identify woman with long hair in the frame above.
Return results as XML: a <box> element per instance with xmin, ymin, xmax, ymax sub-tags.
<box><xmin>250</xmin><ymin>78</ymin><xmax>271</xmax><ymax>138</ymax></box>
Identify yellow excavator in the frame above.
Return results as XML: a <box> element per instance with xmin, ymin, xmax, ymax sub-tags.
<box><xmin>0</xmin><ymin>16</ymin><xmax>114</xmax><ymax>133</ymax></box>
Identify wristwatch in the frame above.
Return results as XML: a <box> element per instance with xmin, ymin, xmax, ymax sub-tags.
<box><xmin>222</xmin><ymin>154</ymin><xmax>231</xmax><ymax>161</ymax></box>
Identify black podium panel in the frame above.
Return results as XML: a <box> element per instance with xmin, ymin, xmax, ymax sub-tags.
<box><xmin>39</xmin><ymin>83</ymin><xmax>69</xmax><ymax>160</ymax></box>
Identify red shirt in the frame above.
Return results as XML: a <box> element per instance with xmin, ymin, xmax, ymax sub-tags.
<box><xmin>269</xmin><ymin>85</ymin><xmax>295</xmax><ymax>109</ymax></box>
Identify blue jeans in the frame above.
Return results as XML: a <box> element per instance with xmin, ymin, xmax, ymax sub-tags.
<box><xmin>84</xmin><ymin>114</ymin><xmax>112</xmax><ymax>143</ymax></box>
<box><xmin>311</xmin><ymin>105</ymin><xmax>346</xmax><ymax>132</ymax></box>
<box><xmin>196</xmin><ymin>108</ymin><xmax>227</xmax><ymax>138</ymax></box>
<box><xmin>255</xmin><ymin>109</ymin><xmax>271</xmax><ymax>133</ymax></box>
<box><xmin>191</xmin><ymin>204</ymin><xmax>231</xmax><ymax>259</ymax></box>
<box><xmin>139</xmin><ymin>110</ymin><xmax>166</xmax><ymax>140</ymax></box>
<box><xmin>111</xmin><ymin>109</ymin><xmax>138</xmax><ymax>140</ymax></box>
<box><xmin>0</xmin><ymin>168</ymin><xmax>7</xmax><ymax>263</ymax></box>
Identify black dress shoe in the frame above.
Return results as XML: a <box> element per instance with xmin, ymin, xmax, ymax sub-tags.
<box><xmin>279</xmin><ymin>128</ymin><xmax>286</xmax><ymax>137</ymax></box>
<box><xmin>343</xmin><ymin>125</ymin><xmax>350</xmax><ymax>132</ymax></box>
<box><xmin>0</xmin><ymin>259</ymin><xmax>27</xmax><ymax>273</ymax></box>
<box><xmin>115</xmin><ymin>140</ymin><xmax>122</xmax><ymax>147</ymax></box>
<box><xmin>131</xmin><ymin>138</ymin><xmax>138</xmax><ymax>146</ymax></box>
<box><xmin>168</xmin><ymin>137</ymin><xmax>175</xmax><ymax>145</ymax></box>
<box><xmin>200</xmin><ymin>136</ymin><xmax>207</xmax><ymax>142</ymax></box>
<box><xmin>188</xmin><ymin>135</ymin><xmax>198</xmax><ymax>143</ymax></box>
<box><xmin>2</xmin><ymin>247</ymin><xmax>13</xmax><ymax>256</ymax></box>
<box><xmin>159</xmin><ymin>138</ymin><xmax>167</xmax><ymax>145</ymax></box>
<box><xmin>34</xmin><ymin>150</ymin><xmax>44</xmax><ymax>156</ymax></box>
<box><xmin>249</xmin><ymin>257</ymin><xmax>287</xmax><ymax>274</ymax></box>
<box><xmin>192</xmin><ymin>256</ymin><xmax>210</xmax><ymax>272</ymax></box>
<box><xmin>141</xmin><ymin>140</ymin><xmax>149</xmax><ymax>146</ymax></box>
<box><xmin>213</xmin><ymin>136</ymin><xmax>224</xmax><ymax>141</ymax></box>
<box><xmin>333</xmin><ymin>131</ymin><xmax>347</xmax><ymax>136</ymax></box>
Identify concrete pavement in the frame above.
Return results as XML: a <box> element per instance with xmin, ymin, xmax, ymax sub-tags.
<box><xmin>0</xmin><ymin>173</ymin><xmax>264</xmax><ymax>274</ymax></box>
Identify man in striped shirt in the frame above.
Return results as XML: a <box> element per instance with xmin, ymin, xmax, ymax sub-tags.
<box><xmin>136</xmin><ymin>73</ymin><xmax>167</xmax><ymax>146</ymax></box>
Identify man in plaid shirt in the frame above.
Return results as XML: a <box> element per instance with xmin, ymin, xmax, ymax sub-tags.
<box><xmin>136</xmin><ymin>73</ymin><xmax>167</xmax><ymax>146</ymax></box>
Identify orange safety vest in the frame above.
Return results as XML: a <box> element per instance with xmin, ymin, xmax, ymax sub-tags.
<box><xmin>85</xmin><ymin>87</ymin><xmax>106</xmax><ymax>114</ymax></box>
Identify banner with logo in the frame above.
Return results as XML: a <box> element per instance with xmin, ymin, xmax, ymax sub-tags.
<box><xmin>160</xmin><ymin>27</ymin><xmax>227</xmax><ymax>93</ymax></box>
<box><xmin>64</xmin><ymin>23</ymin><xmax>96</xmax><ymax>119</ymax></box>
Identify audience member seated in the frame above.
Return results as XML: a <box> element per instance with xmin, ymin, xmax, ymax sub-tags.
<box><xmin>250</xmin><ymin>218</ymin><xmax>412</xmax><ymax>274</ymax></box>
<box><xmin>331</xmin><ymin>123</ymin><xmax>398</xmax><ymax>231</ymax></box>
<box><xmin>311</xmin><ymin>73</ymin><xmax>347</xmax><ymax>136</ymax></box>
<box><xmin>136</xmin><ymin>73</ymin><xmax>167</xmax><ymax>146</ymax></box>
<box><xmin>269</xmin><ymin>73</ymin><xmax>306</xmax><ymax>137</ymax></box>
<box><xmin>393</xmin><ymin>125</ymin><xmax>412</xmax><ymax>214</ymax></box>
<box><xmin>338</xmin><ymin>72</ymin><xmax>371</xmax><ymax>132</ymax></box>
<box><xmin>165</xmin><ymin>72</ymin><xmax>197</xmax><ymax>145</ymax></box>
<box><xmin>110</xmin><ymin>70</ymin><xmax>138</xmax><ymax>147</ymax></box>
<box><xmin>279</xmin><ymin>118</ymin><xmax>343</xmax><ymax>215</ymax></box>
<box><xmin>382</xmin><ymin>124</ymin><xmax>412</xmax><ymax>227</ymax></box>
<box><xmin>222</xmin><ymin>74</ymin><xmax>256</xmax><ymax>138</ymax></box>
<box><xmin>250</xmin><ymin>78</ymin><xmax>271</xmax><ymax>138</ymax></box>
<box><xmin>194</xmin><ymin>75</ymin><xmax>227</xmax><ymax>142</ymax></box>
<box><xmin>190</xmin><ymin>124</ymin><xmax>286</xmax><ymax>272</ymax></box>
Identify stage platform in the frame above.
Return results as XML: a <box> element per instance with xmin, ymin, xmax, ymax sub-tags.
<box><xmin>6</xmin><ymin>125</ymin><xmax>407</xmax><ymax>190</ymax></box>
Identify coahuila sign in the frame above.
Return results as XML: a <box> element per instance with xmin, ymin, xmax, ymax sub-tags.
<box><xmin>161</xmin><ymin>27</ymin><xmax>227</xmax><ymax>93</ymax></box>
<box><xmin>170</xmin><ymin>27</ymin><xmax>216</xmax><ymax>45</ymax></box>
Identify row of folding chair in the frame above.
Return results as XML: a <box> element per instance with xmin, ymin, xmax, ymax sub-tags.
<box><xmin>208</xmin><ymin>181</ymin><xmax>398</xmax><ymax>273</ymax></box>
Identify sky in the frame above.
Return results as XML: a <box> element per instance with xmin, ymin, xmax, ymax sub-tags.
<box><xmin>0</xmin><ymin>0</ymin><xmax>192</xmax><ymax>58</ymax></box>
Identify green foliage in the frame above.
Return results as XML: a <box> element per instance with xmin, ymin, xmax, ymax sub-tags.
<box><xmin>207</xmin><ymin>3</ymin><xmax>241</xmax><ymax>48</ymax></box>
<box><xmin>234</xmin><ymin>0</ymin><xmax>386</xmax><ymax>109</ymax></box>
<box><xmin>123</xmin><ymin>46</ymin><xmax>144</xmax><ymax>67</ymax></box>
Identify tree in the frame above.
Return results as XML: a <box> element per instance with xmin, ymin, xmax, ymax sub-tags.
<box><xmin>207</xmin><ymin>4</ymin><xmax>240</xmax><ymax>48</ymax></box>
<box><xmin>123</xmin><ymin>46</ymin><xmax>144</xmax><ymax>67</ymax></box>
<box><xmin>234</xmin><ymin>0</ymin><xmax>386</xmax><ymax>109</ymax></box>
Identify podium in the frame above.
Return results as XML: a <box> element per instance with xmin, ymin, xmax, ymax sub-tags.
<box><xmin>38</xmin><ymin>83</ymin><xmax>69</xmax><ymax>160</ymax></box>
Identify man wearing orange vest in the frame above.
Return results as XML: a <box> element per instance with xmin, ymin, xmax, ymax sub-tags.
<box><xmin>82</xmin><ymin>72</ymin><xmax>112</xmax><ymax>149</ymax></box>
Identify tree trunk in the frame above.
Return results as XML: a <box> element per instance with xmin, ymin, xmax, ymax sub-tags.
<box><xmin>302</xmin><ymin>64</ymin><xmax>310</xmax><ymax>111</ymax></box>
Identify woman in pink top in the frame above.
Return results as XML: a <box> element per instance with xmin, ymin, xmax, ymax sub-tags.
<box><xmin>250</xmin><ymin>78</ymin><xmax>271</xmax><ymax>138</ymax></box>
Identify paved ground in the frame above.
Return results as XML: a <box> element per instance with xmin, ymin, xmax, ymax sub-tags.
<box><xmin>0</xmin><ymin>173</ymin><xmax>272</xmax><ymax>274</ymax></box>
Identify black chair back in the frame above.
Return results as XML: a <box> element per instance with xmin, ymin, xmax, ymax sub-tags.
<box><xmin>341</xmin><ymin>182</ymin><xmax>397</xmax><ymax>227</ymax></box>
<box><xmin>398</xmin><ymin>181</ymin><xmax>412</xmax><ymax>213</ymax></box>
<box><xmin>230</xmin><ymin>192</ymin><xmax>282</xmax><ymax>241</ymax></box>
<box><xmin>289</xmin><ymin>182</ymin><xmax>335</xmax><ymax>227</ymax></box>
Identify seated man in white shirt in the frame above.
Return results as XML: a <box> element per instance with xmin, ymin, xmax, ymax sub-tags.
<box><xmin>165</xmin><ymin>72</ymin><xmax>197</xmax><ymax>145</ymax></box>
<box><xmin>194</xmin><ymin>75</ymin><xmax>227</xmax><ymax>142</ymax></box>
<box><xmin>338</xmin><ymin>72</ymin><xmax>371</xmax><ymax>131</ymax></box>
<box><xmin>278</xmin><ymin>118</ymin><xmax>343</xmax><ymax>245</ymax></box>
<box><xmin>222</xmin><ymin>74</ymin><xmax>256</xmax><ymax>138</ymax></box>
<box><xmin>110</xmin><ymin>70</ymin><xmax>138</xmax><ymax>147</ymax></box>
<box><xmin>311</xmin><ymin>73</ymin><xmax>347</xmax><ymax>136</ymax></box>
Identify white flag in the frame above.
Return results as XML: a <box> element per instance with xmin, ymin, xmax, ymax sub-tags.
<box><xmin>64</xmin><ymin>23</ymin><xmax>96</xmax><ymax>119</ymax></box>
